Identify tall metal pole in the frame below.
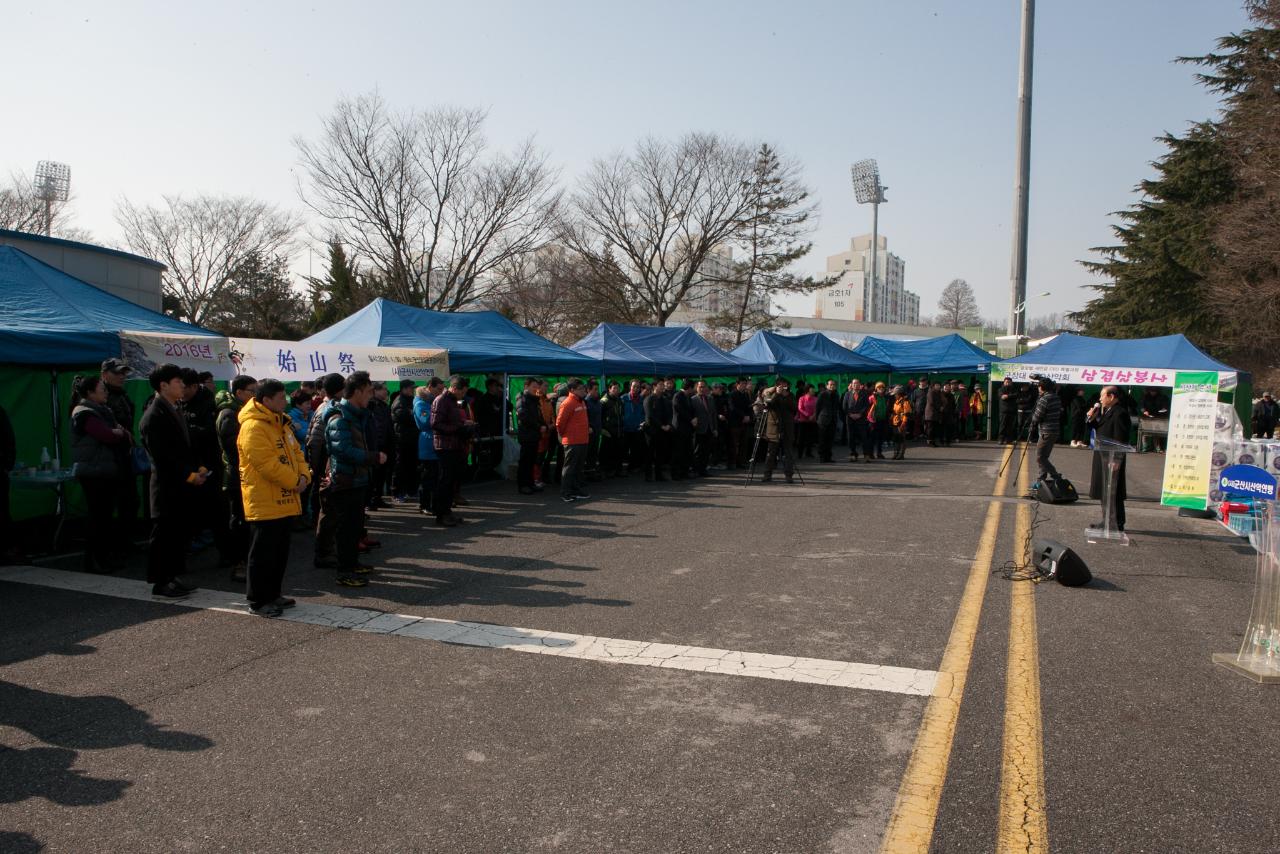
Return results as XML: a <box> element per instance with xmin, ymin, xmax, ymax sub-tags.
<box><xmin>869</xmin><ymin>201</ymin><xmax>880</xmax><ymax>323</ymax></box>
<box><xmin>1007</xmin><ymin>0</ymin><xmax>1035</xmax><ymax>336</ymax></box>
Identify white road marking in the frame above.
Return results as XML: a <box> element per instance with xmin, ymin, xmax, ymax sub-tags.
<box><xmin>0</xmin><ymin>566</ymin><xmax>938</xmax><ymax>696</ymax></box>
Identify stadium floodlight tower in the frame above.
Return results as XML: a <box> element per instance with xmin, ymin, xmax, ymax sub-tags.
<box><xmin>33</xmin><ymin>160</ymin><xmax>71</xmax><ymax>237</ymax></box>
<box><xmin>850</xmin><ymin>159</ymin><xmax>887</xmax><ymax>323</ymax></box>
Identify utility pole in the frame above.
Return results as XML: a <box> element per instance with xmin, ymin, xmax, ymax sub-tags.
<box><xmin>1007</xmin><ymin>0</ymin><xmax>1035</xmax><ymax>336</ymax></box>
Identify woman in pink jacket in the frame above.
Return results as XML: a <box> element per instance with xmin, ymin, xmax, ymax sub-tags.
<box><xmin>795</xmin><ymin>383</ymin><xmax>819</xmax><ymax>459</ymax></box>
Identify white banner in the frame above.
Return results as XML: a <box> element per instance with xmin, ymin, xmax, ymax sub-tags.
<box><xmin>990</xmin><ymin>361</ymin><xmax>1234</xmax><ymax>389</ymax></box>
<box><xmin>227</xmin><ymin>338</ymin><xmax>449</xmax><ymax>382</ymax></box>
<box><xmin>119</xmin><ymin>331</ymin><xmax>448</xmax><ymax>383</ymax></box>
<box><xmin>119</xmin><ymin>331</ymin><xmax>237</xmax><ymax>379</ymax></box>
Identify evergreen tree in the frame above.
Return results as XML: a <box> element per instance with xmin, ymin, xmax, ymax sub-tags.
<box><xmin>1184</xmin><ymin>1</ymin><xmax>1280</xmax><ymax>374</ymax></box>
<box><xmin>307</xmin><ymin>239</ymin><xmax>367</xmax><ymax>332</ymax></box>
<box><xmin>705</xmin><ymin>144</ymin><xmax>827</xmax><ymax>345</ymax></box>
<box><xmin>1071</xmin><ymin>123</ymin><xmax>1234</xmax><ymax>342</ymax></box>
<box><xmin>206</xmin><ymin>251</ymin><xmax>309</xmax><ymax>339</ymax></box>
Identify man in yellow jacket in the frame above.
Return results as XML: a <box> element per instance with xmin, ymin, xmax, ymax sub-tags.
<box><xmin>238</xmin><ymin>379</ymin><xmax>310</xmax><ymax>617</ymax></box>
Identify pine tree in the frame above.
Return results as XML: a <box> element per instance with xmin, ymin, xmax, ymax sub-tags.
<box><xmin>206</xmin><ymin>251</ymin><xmax>309</xmax><ymax>339</ymax></box>
<box><xmin>307</xmin><ymin>239</ymin><xmax>366</xmax><ymax>332</ymax></box>
<box><xmin>1072</xmin><ymin>123</ymin><xmax>1234</xmax><ymax>342</ymax></box>
<box><xmin>705</xmin><ymin>144</ymin><xmax>828</xmax><ymax>345</ymax></box>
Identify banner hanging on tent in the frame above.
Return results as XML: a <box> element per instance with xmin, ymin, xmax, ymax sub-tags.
<box><xmin>119</xmin><ymin>332</ymin><xmax>448</xmax><ymax>382</ymax></box>
<box><xmin>119</xmin><ymin>331</ymin><xmax>237</xmax><ymax>379</ymax></box>
<box><xmin>227</xmin><ymin>338</ymin><xmax>449</xmax><ymax>382</ymax></box>
<box><xmin>990</xmin><ymin>362</ymin><xmax>1201</xmax><ymax>388</ymax></box>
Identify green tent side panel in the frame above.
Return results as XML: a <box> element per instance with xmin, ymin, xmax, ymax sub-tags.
<box><xmin>2</xmin><ymin>365</ymin><xmax>60</xmax><ymax>521</ymax></box>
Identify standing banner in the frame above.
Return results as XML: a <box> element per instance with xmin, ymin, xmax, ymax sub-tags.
<box><xmin>1160</xmin><ymin>370</ymin><xmax>1221</xmax><ymax>510</ymax></box>
<box><xmin>227</xmin><ymin>338</ymin><xmax>448</xmax><ymax>382</ymax></box>
<box><xmin>119</xmin><ymin>331</ymin><xmax>236</xmax><ymax>379</ymax></box>
<box><xmin>118</xmin><ymin>331</ymin><xmax>448</xmax><ymax>383</ymax></box>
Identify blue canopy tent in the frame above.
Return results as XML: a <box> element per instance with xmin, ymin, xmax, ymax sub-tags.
<box><xmin>729</xmin><ymin>330</ymin><xmax>890</xmax><ymax>374</ymax></box>
<box><xmin>304</xmin><ymin>298</ymin><xmax>599</xmax><ymax>375</ymax></box>
<box><xmin>0</xmin><ymin>246</ymin><xmax>220</xmax><ymax>522</ymax></box>
<box><xmin>0</xmin><ymin>246</ymin><xmax>219</xmax><ymax>365</ymax></box>
<box><xmin>854</xmin><ymin>334</ymin><xmax>993</xmax><ymax>375</ymax></box>
<box><xmin>570</xmin><ymin>323</ymin><xmax>769</xmax><ymax>376</ymax></box>
<box><xmin>999</xmin><ymin>333</ymin><xmax>1237</xmax><ymax>374</ymax></box>
<box><xmin>991</xmin><ymin>333</ymin><xmax>1247</xmax><ymax>441</ymax></box>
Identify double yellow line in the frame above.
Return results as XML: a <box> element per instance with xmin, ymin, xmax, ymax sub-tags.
<box><xmin>880</xmin><ymin>446</ymin><xmax>1048</xmax><ymax>853</ymax></box>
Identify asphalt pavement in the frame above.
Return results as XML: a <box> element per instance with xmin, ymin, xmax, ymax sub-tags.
<box><xmin>2</xmin><ymin>438</ymin><xmax>1276</xmax><ymax>853</ymax></box>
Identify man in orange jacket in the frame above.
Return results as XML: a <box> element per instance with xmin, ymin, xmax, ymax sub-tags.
<box><xmin>556</xmin><ymin>379</ymin><xmax>591</xmax><ymax>503</ymax></box>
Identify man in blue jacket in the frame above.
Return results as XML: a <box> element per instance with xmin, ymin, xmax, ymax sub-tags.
<box><xmin>621</xmin><ymin>380</ymin><xmax>648</xmax><ymax>477</ymax></box>
<box><xmin>414</xmin><ymin>378</ymin><xmax>444</xmax><ymax>512</ymax></box>
<box><xmin>324</xmin><ymin>371</ymin><xmax>385</xmax><ymax>587</ymax></box>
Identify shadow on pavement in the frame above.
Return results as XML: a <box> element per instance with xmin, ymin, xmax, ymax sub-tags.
<box><xmin>0</xmin><ymin>831</ymin><xmax>42</xmax><ymax>853</ymax></box>
<box><xmin>0</xmin><ymin>680</ymin><xmax>213</xmax><ymax>808</ymax></box>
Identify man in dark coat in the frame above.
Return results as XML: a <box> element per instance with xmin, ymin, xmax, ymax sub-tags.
<box><xmin>728</xmin><ymin>378</ymin><xmax>755</xmax><ymax>468</ymax></box>
<box><xmin>1028</xmin><ymin>378</ymin><xmax>1062</xmax><ymax>485</ymax></box>
<box><xmin>140</xmin><ymin>364</ymin><xmax>207</xmax><ymax>598</ymax></box>
<box><xmin>815</xmin><ymin>379</ymin><xmax>840</xmax><ymax>463</ymax></box>
<box><xmin>644</xmin><ymin>378</ymin><xmax>675</xmax><ymax>481</ymax></box>
<box><xmin>1252</xmin><ymin>392</ymin><xmax>1279</xmax><ymax>439</ymax></box>
<box><xmin>180</xmin><ymin>367</ymin><xmax>230</xmax><ymax>563</ymax></box>
<box><xmin>843</xmin><ymin>380</ymin><xmax>872</xmax><ymax>462</ymax></box>
<box><xmin>1016</xmin><ymin>382</ymin><xmax>1037</xmax><ymax>441</ymax></box>
<box><xmin>997</xmin><ymin>377</ymin><xmax>1017</xmax><ymax>444</ymax></box>
<box><xmin>390</xmin><ymin>379</ymin><xmax>420</xmax><ymax>499</ymax></box>
<box><xmin>516</xmin><ymin>378</ymin><xmax>546</xmax><ymax>494</ymax></box>
<box><xmin>1087</xmin><ymin>385</ymin><xmax>1133</xmax><ymax>531</ymax></box>
<box><xmin>366</xmin><ymin>383</ymin><xmax>394</xmax><ymax>508</ymax></box>
<box><xmin>755</xmin><ymin>377</ymin><xmax>798</xmax><ymax>483</ymax></box>
<box><xmin>670</xmin><ymin>380</ymin><xmax>696</xmax><ymax>480</ymax></box>
<box><xmin>690</xmin><ymin>380</ymin><xmax>718</xmax><ymax>477</ymax></box>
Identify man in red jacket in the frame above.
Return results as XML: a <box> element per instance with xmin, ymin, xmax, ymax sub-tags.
<box><xmin>556</xmin><ymin>379</ymin><xmax>591</xmax><ymax>503</ymax></box>
<box><xmin>430</xmin><ymin>375</ymin><xmax>474</xmax><ymax>527</ymax></box>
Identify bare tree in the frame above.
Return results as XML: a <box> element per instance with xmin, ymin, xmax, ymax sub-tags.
<box><xmin>487</xmin><ymin>245</ymin><xmax>638</xmax><ymax>345</ymax></box>
<box><xmin>0</xmin><ymin>170</ymin><xmax>89</xmax><ymax>239</ymax></box>
<box><xmin>115</xmin><ymin>194</ymin><xmax>300</xmax><ymax>325</ymax></box>
<box><xmin>935</xmin><ymin>278</ymin><xmax>982</xmax><ymax>328</ymax></box>
<box><xmin>294</xmin><ymin>93</ymin><xmax>562</xmax><ymax>311</ymax></box>
<box><xmin>562</xmin><ymin>133</ymin><xmax>760</xmax><ymax>326</ymax></box>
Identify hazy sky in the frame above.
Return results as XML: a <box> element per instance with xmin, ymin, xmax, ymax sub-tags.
<box><xmin>4</xmin><ymin>0</ymin><xmax>1251</xmax><ymax>324</ymax></box>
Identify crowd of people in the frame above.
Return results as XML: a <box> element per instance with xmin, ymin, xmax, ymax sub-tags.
<box><xmin>53</xmin><ymin>358</ymin><xmax>1210</xmax><ymax>612</ymax></box>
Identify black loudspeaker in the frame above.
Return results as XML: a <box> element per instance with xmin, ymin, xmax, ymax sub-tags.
<box><xmin>1032</xmin><ymin>538</ymin><xmax>1092</xmax><ymax>587</ymax></box>
<box><xmin>1037</xmin><ymin>476</ymin><xmax>1079</xmax><ymax>504</ymax></box>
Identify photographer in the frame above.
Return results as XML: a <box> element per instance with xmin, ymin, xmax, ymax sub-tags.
<box><xmin>755</xmin><ymin>377</ymin><xmax>798</xmax><ymax>484</ymax></box>
<box><xmin>1028</xmin><ymin>376</ymin><xmax>1063</xmax><ymax>486</ymax></box>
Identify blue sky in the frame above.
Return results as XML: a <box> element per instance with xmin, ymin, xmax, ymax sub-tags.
<box><xmin>3</xmin><ymin>0</ymin><xmax>1251</xmax><ymax>323</ymax></box>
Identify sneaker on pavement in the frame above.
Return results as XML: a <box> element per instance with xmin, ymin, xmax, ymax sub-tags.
<box><xmin>562</xmin><ymin>495</ymin><xmax>577</xmax><ymax>503</ymax></box>
<box><xmin>336</xmin><ymin>575</ymin><xmax>368</xmax><ymax>588</ymax></box>
<box><xmin>251</xmin><ymin>603</ymin><xmax>284</xmax><ymax>618</ymax></box>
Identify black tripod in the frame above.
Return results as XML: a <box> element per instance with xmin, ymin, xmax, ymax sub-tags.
<box><xmin>745</xmin><ymin>410</ymin><xmax>805</xmax><ymax>485</ymax></box>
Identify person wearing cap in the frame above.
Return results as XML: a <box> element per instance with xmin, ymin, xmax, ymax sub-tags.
<box><xmin>1252</xmin><ymin>392</ymin><xmax>1279</xmax><ymax>440</ymax></box>
<box><xmin>101</xmin><ymin>358</ymin><xmax>141</xmax><ymax>547</ymax></box>
<box><xmin>139</xmin><ymin>363</ymin><xmax>207</xmax><ymax>598</ymax></box>
<box><xmin>868</xmin><ymin>381</ymin><xmax>890</xmax><ymax>460</ymax></box>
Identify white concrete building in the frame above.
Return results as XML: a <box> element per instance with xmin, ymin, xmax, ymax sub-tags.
<box><xmin>814</xmin><ymin>234</ymin><xmax>919</xmax><ymax>325</ymax></box>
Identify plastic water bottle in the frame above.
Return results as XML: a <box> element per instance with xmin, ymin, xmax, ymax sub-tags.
<box><xmin>39</xmin><ymin>447</ymin><xmax>51</xmax><ymax>472</ymax></box>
